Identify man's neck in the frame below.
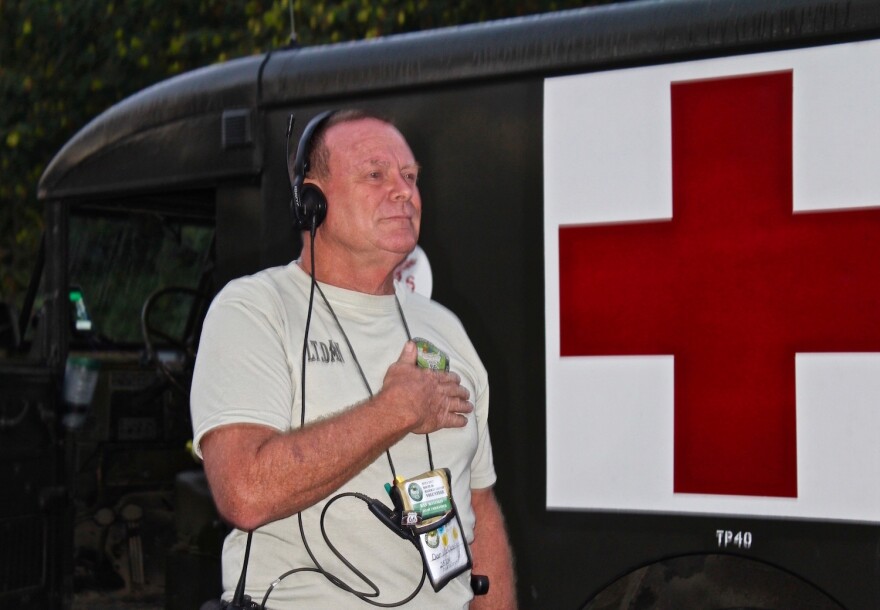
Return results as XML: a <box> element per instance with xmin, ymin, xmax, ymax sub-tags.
<box><xmin>297</xmin><ymin>257</ymin><xmax>398</xmax><ymax>296</ymax></box>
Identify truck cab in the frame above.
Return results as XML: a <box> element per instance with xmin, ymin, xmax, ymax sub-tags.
<box><xmin>3</xmin><ymin>1</ymin><xmax>880</xmax><ymax>608</ymax></box>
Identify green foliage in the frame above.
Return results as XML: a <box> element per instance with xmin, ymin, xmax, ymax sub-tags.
<box><xmin>288</xmin><ymin>0</ymin><xmax>602</xmax><ymax>44</ymax></box>
<box><xmin>0</xmin><ymin>0</ymin><xmax>604</xmax><ymax>306</ymax></box>
<box><xmin>0</xmin><ymin>0</ymin><xmax>279</xmax><ymax>305</ymax></box>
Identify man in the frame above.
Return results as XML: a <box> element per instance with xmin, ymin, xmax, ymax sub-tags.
<box><xmin>190</xmin><ymin>110</ymin><xmax>516</xmax><ymax>608</ymax></box>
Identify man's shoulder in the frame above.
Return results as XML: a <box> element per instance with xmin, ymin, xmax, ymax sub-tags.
<box><xmin>215</xmin><ymin>263</ymin><xmax>302</xmax><ymax>303</ymax></box>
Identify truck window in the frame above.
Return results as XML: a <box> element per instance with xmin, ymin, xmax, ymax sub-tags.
<box><xmin>67</xmin><ymin>209</ymin><xmax>213</xmax><ymax>348</ymax></box>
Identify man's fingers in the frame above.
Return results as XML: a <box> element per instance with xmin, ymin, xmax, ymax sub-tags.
<box><xmin>449</xmin><ymin>404</ymin><xmax>474</xmax><ymax>427</ymax></box>
<box><xmin>434</xmin><ymin>370</ymin><xmax>465</xmax><ymax>393</ymax></box>
<box><xmin>398</xmin><ymin>340</ymin><xmax>417</xmax><ymax>364</ymax></box>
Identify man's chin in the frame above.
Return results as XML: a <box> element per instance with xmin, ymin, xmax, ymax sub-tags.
<box><xmin>378</xmin><ymin>234</ymin><xmax>419</xmax><ymax>258</ymax></box>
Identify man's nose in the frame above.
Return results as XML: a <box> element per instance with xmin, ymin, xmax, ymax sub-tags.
<box><xmin>390</xmin><ymin>172</ymin><xmax>413</xmax><ymax>201</ymax></box>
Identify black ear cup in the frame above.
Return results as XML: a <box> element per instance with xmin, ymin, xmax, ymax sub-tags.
<box><xmin>296</xmin><ymin>183</ymin><xmax>327</xmax><ymax>231</ymax></box>
<box><xmin>290</xmin><ymin>110</ymin><xmax>335</xmax><ymax>231</ymax></box>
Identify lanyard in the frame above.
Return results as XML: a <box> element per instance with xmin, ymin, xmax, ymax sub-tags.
<box><xmin>314</xmin><ymin>283</ymin><xmax>435</xmax><ymax>477</ymax></box>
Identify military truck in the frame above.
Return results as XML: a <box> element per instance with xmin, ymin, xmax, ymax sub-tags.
<box><xmin>3</xmin><ymin>0</ymin><xmax>880</xmax><ymax>607</ymax></box>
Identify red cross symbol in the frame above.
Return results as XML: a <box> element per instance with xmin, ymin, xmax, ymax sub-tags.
<box><xmin>559</xmin><ymin>71</ymin><xmax>880</xmax><ymax>498</ymax></box>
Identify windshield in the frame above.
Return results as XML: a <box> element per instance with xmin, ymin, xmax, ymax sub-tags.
<box><xmin>68</xmin><ymin>210</ymin><xmax>213</xmax><ymax>346</ymax></box>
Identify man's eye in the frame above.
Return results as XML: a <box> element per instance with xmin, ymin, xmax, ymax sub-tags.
<box><xmin>369</xmin><ymin>171</ymin><xmax>382</xmax><ymax>179</ymax></box>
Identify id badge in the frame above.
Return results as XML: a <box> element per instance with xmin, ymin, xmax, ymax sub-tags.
<box><xmin>417</xmin><ymin>508</ymin><xmax>472</xmax><ymax>592</ymax></box>
<box><xmin>391</xmin><ymin>468</ymin><xmax>472</xmax><ymax>591</ymax></box>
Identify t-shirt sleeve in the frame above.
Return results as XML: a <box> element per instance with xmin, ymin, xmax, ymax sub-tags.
<box><xmin>468</xmin><ymin>365</ymin><xmax>497</xmax><ymax>490</ymax></box>
<box><xmin>190</xmin><ymin>279</ymin><xmax>295</xmax><ymax>458</ymax></box>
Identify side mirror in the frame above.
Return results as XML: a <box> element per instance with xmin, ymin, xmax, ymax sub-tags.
<box><xmin>0</xmin><ymin>301</ymin><xmax>21</xmax><ymax>352</ymax></box>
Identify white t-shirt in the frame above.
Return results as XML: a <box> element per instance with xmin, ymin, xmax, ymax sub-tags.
<box><xmin>191</xmin><ymin>262</ymin><xmax>496</xmax><ymax>609</ymax></box>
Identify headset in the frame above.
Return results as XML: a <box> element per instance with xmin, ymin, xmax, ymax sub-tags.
<box><xmin>288</xmin><ymin>109</ymin><xmax>336</xmax><ymax>231</ymax></box>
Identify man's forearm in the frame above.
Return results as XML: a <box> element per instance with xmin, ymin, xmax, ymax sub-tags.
<box><xmin>202</xmin><ymin>394</ymin><xmax>412</xmax><ymax>531</ymax></box>
<box><xmin>470</xmin><ymin>487</ymin><xmax>517</xmax><ymax>609</ymax></box>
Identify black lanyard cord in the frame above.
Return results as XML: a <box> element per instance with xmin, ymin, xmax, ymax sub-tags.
<box><xmin>314</xmin><ymin>282</ymin><xmax>436</xmax><ymax>476</ymax></box>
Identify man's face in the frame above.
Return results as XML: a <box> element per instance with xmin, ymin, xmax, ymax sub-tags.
<box><xmin>313</xmin><ymin>118</ymin><xmax>422</xmax><ymax>263</ymax></box>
